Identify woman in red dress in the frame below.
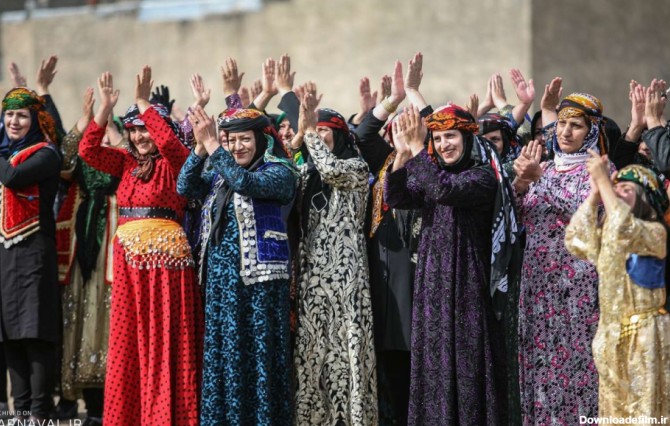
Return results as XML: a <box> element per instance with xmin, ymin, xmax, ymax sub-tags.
<box><xmin>78</xmin><ymin>68</ymin><xmax>203</xmax><ymax>425</ymax></box>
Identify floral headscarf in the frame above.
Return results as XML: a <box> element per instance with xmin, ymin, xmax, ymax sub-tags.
<box><xmin>614</xmin><ymin>164</ymin><xmax>670</xmax><ymax>221</ymax></box>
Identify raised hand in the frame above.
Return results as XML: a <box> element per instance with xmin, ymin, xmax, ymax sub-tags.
<box><xmin>477</xmin><ymin>75</ymin><xmax>495</xmax><ymax>117</ymax></box>
<box><xmin>351</xmin><ymin>77</ymin><xmax>377</xmax><ymax>125</ymax></box>
<box><xmin>221</xmin><ymin>57</ymin><xmax>245</xmax><ymax>97</ymax></box>
<box><xmin>187</xmin><ymin>105</ymin><xmax>219</xmax><ymax>155</ymax></box>
<box><xmin>626</xmin><ymin>80</ymin><xmax>646</xmax><ymax>142</ymax></box>
<box><xmin>75</xmin><ymin>87</ymin><xmax>95</xmax><ymax>133</ymax></box>
<box><xmin>135</xmin><ymin>65</ymin><xmax>153</xmax><ymax>102</ymax></box>
<box><xmin>151</xmin><ymin>85</ymin><xmax>175</xmax><ymax>113</ymax></box>
<box><xmin>261</xmin><ymin>58</ymin><xmax>278</xmax><ymax>97</ymax></box>
<box><xmin>303</xmin><ymin>81</ymin><xmax>323</xmax><ymax>107</ymax></box>
<box><xmin>405</xmin><ymin>52</ymin><xmax>423</xmax><ymax>91</ymax></box>
<box><xmin>491</xmin><ymin>73</ymin><xmax>508</xmax><ymax>110</ymax></box>
<box><xmin>379</xmin><ymin>75</ymin><xmax>392</xmax><ymax>103</ymax></box>
<box><xmin>8</xmin><ymin>62</ymin><xmax>27</xmax><ymax>87</ymax></box>
<box><xmin>513</xmin><ymin>139</ymin><xmax>543</xmax><ymax>183</ymax></box>
<box><xmin>402</xmin><ymin>104</ymin><xmax>427</xmax><ymax>156</ymax></box>
<box><xmin>389</xmin><ymin>60</ymin><xmax>406</xmax><ymax>107</ymax></box>
<box><xmin>190</xmin><ymin>73</ymin><xmax>211</xmax><ymax>108</ymax></box>
<box><xmin>249</xmin><ymin>79</ymin><xmax>262</xmax><ymax>100</ymax></box>
<box><xmin>644</xmin><ymin>78</ymin><xmax>667</xmax><ymax>129</ymax></box>
<box><xmin>585</xmin><ymin>149</ymin><xmax>610</xmax><ymax>184</ymax></box>
<box><xmin>465</xmin><ymin>94</ymin><xmax>479</xmax><ymax>120</ymax></box>
<box><xmin>298</xmin><ymin>91</ymin><xmax>319</xmax><ymax>136</ymax></box>
<box><xmin>540</xmin><ymin>77</ymin><xmax>563</xmax><ymax>112</ymax></box>
<box><xmin>36</xmin><ymin>55</ymin><xmax>58</xmax><ymax>95</ymax></box>
<box><xmin>510</xmin><ymin>69</ymin><xmax>535</xmax><ymax>106</ymax></box>
<box><xmin>293</xmin><ymin>84</ymin><xmax>305</xmax><ymax>103</ymax></box>
<box><xmin>94</xmin><ymin>72</ymin><xmax>120</xmax><ymax>127</ymax></box>
<box><xmin>276</xmin><ymin>53</ymin><xmax>295</xmax><ymax>95</ymax></box>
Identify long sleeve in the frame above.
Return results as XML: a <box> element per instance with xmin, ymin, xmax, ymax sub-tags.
<box><xmin>0</xmin><ymin>146</ymin><xmax>60</xmax><ymax>189</ymax></box>
<box><xmin>353</xmin><ymin>110</ymin><xmax>393</xmax><ymax>175</ymax></box>
<box><xmin>565</xmin><ymin>200</ymin><xmax>602</xmax><ymax>264</ymax></box>
<box><xmin>208</xmin><ymin>147</ymin><xmax>296</xmax><ymax>204</ymax></box>
<box><xmin>176</xmin><ymin>151</ymin><xmax>215</xmax><ymax>201</ymax></box>
<box><xmin>303</xmin><ymin>132</ymin><xmax>369</xmax><ymax>190</ymax></box>
<box><xmin>43</xmin><ymin>94</ymin><xmax>66</xmax><ymax>143</ymax></box>
<box><xmin>603</xmin><ymin>198</ymin><xmax>667</xmax><ymax>259</ymax></box>
<box><xmin>405</xmin><ymin>151</ymin><xmax>497</xmax><ymax>208</ymax></box>
<box><xmin>141</xmin><ymin>106</ymin><xmax>190</xmax><ymax>176</ymax></box>
<box><xmin>642</xmin><ymin>124</ymin><xmax>670</xmax><ymax>173</ymax></box>
<box><xmin>78</xmin><ymin>119</ymin><xmax>125</xmax><ymax>178</ymax></box>
<box><xmin>277</xmin><ymin>92</ymin><xmax>300</xmax><ymax>133</ymax></box>
<box><xmin>384</xmin><ymin>167</ymin><xmax>425</xmax><ymax>210</ymax></box>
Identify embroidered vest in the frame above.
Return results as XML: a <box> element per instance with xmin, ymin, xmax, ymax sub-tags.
<box><xmin>234</xmin><ymin>193</ymin><xmax>290</xmax><ymax>285</ymax></box>
<box><xmin>0</xmin><ymin>142</ymin><xmax>49</xmax><ymax>248</ymax></box>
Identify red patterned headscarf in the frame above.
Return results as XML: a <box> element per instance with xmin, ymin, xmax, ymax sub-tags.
<box><xmin>425</xmin><ymin>104</ymin><xmax>480</xmax><ymax>133</ymax></box>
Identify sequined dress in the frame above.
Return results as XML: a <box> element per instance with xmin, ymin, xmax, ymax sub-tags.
<box><xmin>566</xmin><ymin>198</ymin><xmax>670</xmax><ymax>420</ymax></box>
<box><xmin>78</xmin><ymin>107</ymin><xmax>203</xmax><ymax>426</ymax></box>
<box><xmin>293</xmin><ymin>132</ymin><xmax>378</xmax><ymax>425</ymax></box>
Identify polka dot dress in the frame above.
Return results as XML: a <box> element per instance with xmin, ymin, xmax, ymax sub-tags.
<box><xmin>79</xmin><ymin>107</ymin><xmax>203</xmax><ymax>425</ymax></box>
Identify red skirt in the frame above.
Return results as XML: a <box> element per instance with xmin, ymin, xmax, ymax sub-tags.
<box><xmin>103</xmin><ymin>240</ymin><xmax>203</xmax><ymax>425</ymax></box>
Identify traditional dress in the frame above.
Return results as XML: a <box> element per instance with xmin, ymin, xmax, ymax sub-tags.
<box><xmin>518</xmin><ymin>93</ymin><xmax>607</xmax><ymax>425</ymax></box>
<box><xmin>385</xmin><ymin>104</ymin><xmax>518</xmax><ymax>426</ymax></box>
<box><xmin>56</xmin><ymin>125</ymin><xmax>119</xmax><ymax>415</ymax></box>
<box><xmin>565</xmin><ymin>165</ymin><xmax>670</xmax><ymax>421</ymax></box>
<box><xmin>0</xmin><ymin>88</ymin><xmax>62</xmax><ymax>418</ymax></box>
<box><xmin>79</xmin><ymin>104</ymin><xmax>203</xmax><ymax>426</ymax></box>
<box><xmin>177</xmin><ymin>109</ymin><xmax>297</xmax><ymax>425</ymax></box>
<box><xmin>294</xmin><ymin>110</ymin><xmax>377</xmax><ymax>425</ymax></box>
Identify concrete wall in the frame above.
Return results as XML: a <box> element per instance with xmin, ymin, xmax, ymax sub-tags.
<box><xmin>1</xmin><ymin>0</ymin><xmax>532</xmax><ymax>127</ymax></box>
<box><xmin>532</xmin><ymin>0</ymin><xmax>670</xmax><ymax>127</ymax></box>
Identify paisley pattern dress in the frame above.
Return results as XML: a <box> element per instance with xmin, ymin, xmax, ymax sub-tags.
<box><xmin>517</xmin><ymin>161</ymin><xmax>600</xmax><ymax>425</ymax></box>
<box><xmin>293</xmin><ymin>132</ymin><xmax>378</xmax><ymax>425</ymax></box>
<box><xmin>177</xmin><ymin>148</ymin><xmax>296</xmax><ymax>426</ymax></box>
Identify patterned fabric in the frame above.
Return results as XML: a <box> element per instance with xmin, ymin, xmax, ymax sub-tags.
<box><xmin>0</xmin><ymin>142</ymin><xmax>50</xmax><ymax>248</ymax></box>
<box><xmin>294</xmin><ymin>132</ymin><xmax>377</xmax><ymax>425</ymax></box>
<box><xmin>614</xmin><ymin>164</ymin><xmax>670</xmax><ymax>220</ymax></box>
<box><xmin>370</xmin><ymin>151</ymin><xmax>395</xmax><ymax>237</ymax></box>
<box><xmin>517</xmin><ymin>160</ymin><xmax>602</xmax><ymax>425</ymax></box>
<box><xmin>317</xmin><ymin>108</ymin><xmax>350</xmax><ymax>132</ymax></box>
<box><xmin>565</xmin><ymin>198</ymin><xmax>670</xmax><ymax>421</ymax></box>
<box><xmin>176</xmin><ymin>147</ymin><xmax>296</xmax><ymax>425</ymax></box>
<box><xmin>424</xmin><ymin>103</ymin><xmax>479</xmax><ymax>133</ymax></box>
<box><xmin>552</xmin><ymin>92</ymin><xmax>605</xmax><ymax>169</ymax></box>
<box><xmin>478</xmin><ymin>112</ymin><xmax>522</xmax><ymax>163</ymax></box>
<box><xmin>384</xmin><ymin>150</ymin><xmax>507</xmax><ymax>425</ymax></box>
<box><xmin>79</xmin><ymin>106</ymin><xmax>203</xmax><ymax>426</ymax></box>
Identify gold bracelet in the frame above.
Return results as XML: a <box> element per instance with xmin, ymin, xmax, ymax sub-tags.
<box><xmin>381</xmin><ymin>97</ymin><xmax>397</xmax><ymax>114</ymax></box>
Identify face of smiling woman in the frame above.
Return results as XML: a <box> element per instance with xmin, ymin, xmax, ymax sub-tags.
<box><xmin>227</xmin><ymin>130</ymin><xmax>257</xmax><ymax>167</ymax></box>
<box><xmin>3</xmin><ymin>108</ymin><xmax>32</xmax><ymax>141</ymax></box>
<box><xmin>128</xmin><ymin>125</ymin><xmax>156</xmax><ymax>155</ymax></box>
<box><xmin>432</xmin><ymin>129</ymin><xmax>464</xmax><ymax>165</ymax></box>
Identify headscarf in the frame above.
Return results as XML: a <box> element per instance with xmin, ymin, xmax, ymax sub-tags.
<box><xmin>478</xmin><ymin>113</ymin><xmax>521</xmax><ymax>162</ymax></box>
<box><xmin>301</xmin><ymin>108</ymin><xmax>359</xmax><ymax>232</ymax></box>
<box><xmin>425</xmin><ymin>104</ymin><xmax>480</xmax><ymax>173</ymax></box>
<box><xmin>614</xmin><ymin>164</ymin><xmax>670</xmax><ymax>221</ymax></box>
<box><xmin>552</xmin><ymin>92</ymin><xmax>606</xmax><ymax>169</ymax></box>
<box><xmin>0</xmin><ymin>88</ymin><xmax>57</xmax><ymax>158</ymax></box>
<box><xmin>209</xmin><ymin>108</ymin><xmax>295</xmax><ymax>245</ymax></box>
<box><xmin>426</xmin><ymin>104</ymin><xmax>521</xmax><ymax>318</ymax></box>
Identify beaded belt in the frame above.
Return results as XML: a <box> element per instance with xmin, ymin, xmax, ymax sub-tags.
<box><xmin>619</xmin><ymin>307</ymin><xmax>668</xmax><ymax>342</ymax></box>
<box><xmin>119</xmin><ymin>207</ymin><xmax>177</xmax><ymax>221</ymax></box>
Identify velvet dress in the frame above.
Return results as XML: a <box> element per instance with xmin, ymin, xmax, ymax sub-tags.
<box><xmin>385</xmin><ymin>150</ymin><xmax>507</xmax><ymax>425</ymax></box>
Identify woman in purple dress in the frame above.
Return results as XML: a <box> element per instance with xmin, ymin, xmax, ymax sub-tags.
<box><xmin>514</xmin><ymin>79</ymin><xmax>608</xmax><ymax>424</ymax></box>
<box><xmin>385</xmin><ymin>104</ymin><xmax>520</xmax><ymax>425</ymax></box>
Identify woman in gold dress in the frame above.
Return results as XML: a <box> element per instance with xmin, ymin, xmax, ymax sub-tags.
<box><xmin>565</xmin><ymin>153</ymin><xmax>670</xmax><ymax>421</ymax></box>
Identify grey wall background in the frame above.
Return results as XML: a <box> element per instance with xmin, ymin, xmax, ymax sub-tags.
<box><xmin>0</xmin><ymin>0</ymin><xmax>668</xmax><ymax>130</ymax></box>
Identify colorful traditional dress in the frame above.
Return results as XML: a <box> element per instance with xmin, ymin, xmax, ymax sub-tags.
<box><xmin>177</xmin><ymin>108</ymin><xmax>296</xmax><ymax>425</ymax></box>
<box><xmin>294</xmin><ymin>121</ymin><xmax>377</xmax><ymax>425</ymax></box>
<box><xmin>565</xmin><ymin>169</ymin><xmax>670</xmax><ymax>421</ymax></box>
<box><xmin>57</xmin><ymin>126</ymin><xmax>118</xmax><ymax>403</ymax></box>
<box><xmin>518</xmin><ymin>93</ymin><xmax>608</xmax><ymax>425</ymax></box>
<box><xmin>79</xmin><ymin>105</ymin><xmax>203</xmax><ymax>426</ymax></box>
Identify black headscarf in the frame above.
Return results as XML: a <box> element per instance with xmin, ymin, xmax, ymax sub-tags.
<box><xmin>301</xmin><ymin>108</ymin><xmax>359</xmax><ymax>232</ymax></box>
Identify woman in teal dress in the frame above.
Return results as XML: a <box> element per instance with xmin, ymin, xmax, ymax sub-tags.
<box><xmin>177</xmin><ymin>106</ymin><xmax>297</xmax><ymax>425</ymax></box>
